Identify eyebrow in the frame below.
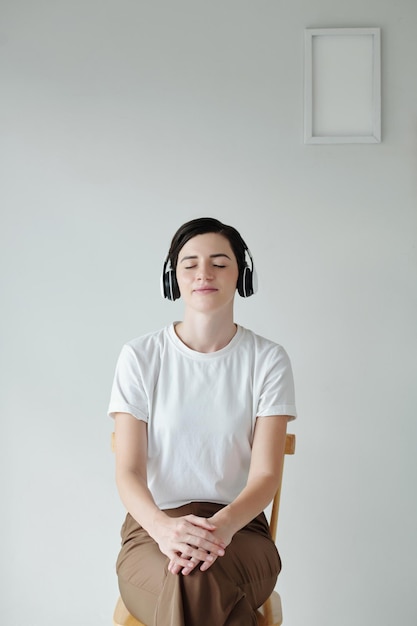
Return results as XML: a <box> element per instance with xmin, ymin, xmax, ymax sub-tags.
<box><xmin>179</xmin><ymin>253</ymin><xmax>232</xmax><ymax>263</ymax></box>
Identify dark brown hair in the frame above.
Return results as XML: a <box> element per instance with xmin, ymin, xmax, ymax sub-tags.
<box><xmin>167</xmin><ymin>217</ymin><xmax>247</xmax><ymax>271</ymax></box>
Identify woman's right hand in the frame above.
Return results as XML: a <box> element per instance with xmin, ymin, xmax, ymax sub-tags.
<box><xmin>151</xmin><ymin>513</ymin><xmax>226</xmax><ymax>575</ymax></box>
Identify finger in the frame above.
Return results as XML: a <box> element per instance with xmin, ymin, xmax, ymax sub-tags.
<box><xmin>199</xmin><ymin>554</ymin><xmax>218</xmax><ymax>571</ymax></box>
<box><xmin>174</xmin><ymin>516</ymin><xmax>225</xmax><ymax>549</ymax></box>
<box><xmin>181</xmin><ymin>556</ymin><xmax>200</xmax><ymax>576</ymax></box>
<box><xmin>172</xmin><ymin>542</ymin><xmax>219</xmax><ymax>565</ymax></box>
<box><xmin>195</xmin><ymin>534</ymin><xmax>226</xmax><ymax>557</ymax></box>
<box><xmin>178</xmin><ymin>527</ymin><xmax>226</xmax><ymax>555</ymax></box>
<box><xmin>168</xmin><ymin>553</ymin><xmax>197</xmax><ymax>571</ymax></box>
<box><xmin>169</xmin><ymin>552</ymin><xmax>200</xmax><ymax>576</ymax></box>
<box><xmin>168</xmin><ymin>560</ymin><xmax>183</xmax><ymax>575</ymax></box>
<box><xmin>184</xmin><ymin>515</ymin><xmax>217</xmax><ymax>530</ymax></box>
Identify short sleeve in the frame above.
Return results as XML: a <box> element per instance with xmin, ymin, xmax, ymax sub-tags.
<box><xmin>107</xmin><ymin>344</ymin><xmax>149</xmax><ymax>422</ymax></box>
<box><xmin>256</xmin><ymin>346</ymin><xmax>297</xmax><ymax>419</ymax></box>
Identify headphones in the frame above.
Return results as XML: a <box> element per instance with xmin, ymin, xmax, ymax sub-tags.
<box><xmin>161</xmin><ymin>245</ymin><xmax>258</xmax><ymax>301</ymax></box>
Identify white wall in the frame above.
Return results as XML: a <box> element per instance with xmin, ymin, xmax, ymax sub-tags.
<box><xmin>1</xmin><ymin>1</ymin><xmax>416</xmax><ymax>625</ymax></box>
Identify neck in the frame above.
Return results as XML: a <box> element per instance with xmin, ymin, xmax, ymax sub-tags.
<box><xmin>175</xmin><ymin>311</ymin><xmax>237</xmax><ymax>353</ymax></box>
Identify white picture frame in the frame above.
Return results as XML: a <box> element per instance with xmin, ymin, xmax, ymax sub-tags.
<box><xmin>304</xmin><ymin>28</ymin><xmax>381</xmax><ymax>144</ymax></box>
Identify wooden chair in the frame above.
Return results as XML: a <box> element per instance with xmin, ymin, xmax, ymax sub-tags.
<box><xmin>112</xmin><ymin>432</ymin><xmax>296</xmax><ymax>626</ymax></box>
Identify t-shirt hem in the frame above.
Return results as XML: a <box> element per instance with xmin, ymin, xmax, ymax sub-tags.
<box><xmin>108</xmin><ymin>402</ymin><xmax>148</xmax><ymax>422</ymax></box>
<box><xmin>160</xmin><ymin>497</ymin><xmax>231</xmax><ymax>510</ymax></box>
<box><xmin>257</xmin><ymin>404</ymin><xmax>297</xmax><ymax>420</ymax></box>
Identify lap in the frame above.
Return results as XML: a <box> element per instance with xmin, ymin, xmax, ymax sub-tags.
<box><xmin>116</xmin><ymin>503</ymin><xmax>281</xmax><ymax>625</ymax></box>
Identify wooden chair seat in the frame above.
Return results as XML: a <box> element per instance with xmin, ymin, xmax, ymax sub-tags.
<box><xmin>112</xmin><ymin>433</ymin><xmax>295</xmax><ymax>626</ymax></box>
<box><xmin>256</xmin><ymin>592</ymin><xmax>283</xmax><ymax>626</ymax></box>
<box><xmin>114</xmin><ymin>596</ymin><xmax>146</xmax><ymax>626</ymax></box>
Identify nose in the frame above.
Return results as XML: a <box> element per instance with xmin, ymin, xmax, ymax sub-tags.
<box><xmin>196</xmin><ymin>262</ymin><xmax>214</xmax><ymax>281</ymax></box>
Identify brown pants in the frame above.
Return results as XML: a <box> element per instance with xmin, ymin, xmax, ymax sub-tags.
<box><xmin>116</xmin><ymin>502</ymin><xmax>281</xmax><ymax>626</ymax></box>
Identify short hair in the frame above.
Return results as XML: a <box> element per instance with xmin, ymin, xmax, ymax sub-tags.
<box><xmin>167</xmin><ymin>217</ymin><xmax>248</xmax><ymax>271</ymax></box>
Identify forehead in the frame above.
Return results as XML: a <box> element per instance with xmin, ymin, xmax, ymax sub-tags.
<box><xmin>178</xmin><ymin>232</ymin><xmax>235</xmax><ymax>257</ymax></box>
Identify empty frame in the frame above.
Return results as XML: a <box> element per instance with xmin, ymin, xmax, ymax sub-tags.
<box><xmin>304</xmin><ymin>28</ymin><xmax>381</xmax><ymax>144</ymax></box>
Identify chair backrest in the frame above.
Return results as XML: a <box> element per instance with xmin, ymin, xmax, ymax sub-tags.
<box><xmin>269</xmin><ymin>433</ymin><xmax>296</xmax><ymax>540</ymax></box>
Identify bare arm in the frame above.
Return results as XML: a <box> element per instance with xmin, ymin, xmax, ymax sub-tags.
<box><xmin>114</xmin><ymin>412</ymin><xmax>225</xmax><ymax>572</ymax></box>
<box><xmin>210</xmin><ymin>414</ymin><xmax>290</xmax><ymax>534</ymax></box>
<box><xmin>114</xmin><ymin>412</ymin><xmax>160</xmax><ymax>529</ymax></box>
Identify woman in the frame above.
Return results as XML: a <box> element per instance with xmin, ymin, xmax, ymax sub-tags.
<box><xmin>108</xmin><ymin>217</ymin><xmax>297</xmax><ymax>626</ymax></box>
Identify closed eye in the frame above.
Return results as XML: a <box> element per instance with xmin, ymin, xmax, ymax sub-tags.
<box><xmin>185</xmin><ymin>264</ymin><xmax>226</xmax><ymax>269</ymax></box>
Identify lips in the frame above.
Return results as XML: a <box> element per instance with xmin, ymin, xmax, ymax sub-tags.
<box><xmin>193</xmin><ymin>287</ymin><xmax>218</xmax><ymax>294</ymax></box>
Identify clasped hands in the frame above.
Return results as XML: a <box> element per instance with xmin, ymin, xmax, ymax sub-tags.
<box><xmin>154</xmin><ymin>513</ymin><xmax>232</xmax><ymax>576</ymax></box>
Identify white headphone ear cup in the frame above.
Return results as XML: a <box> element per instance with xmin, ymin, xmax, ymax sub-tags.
<box><xmin>161</xmin><ymin>257</ymin><xmax>181</xmax><ymax>300</ymax></box>
<box><xmin>243</xmin><ymin>266</ymin><xmax>250</xmax><ymax>297</ymax></box>
<box><xmin>237</xmin><ymin>266</ymin><xmax>252</xmax><ymax>297</ymax></box>
<box><xmin>168</xmin><ymin>271</ymin><xmax>174</xmax><ymax>300</ymax></box>
<box><xmin>237</xmin><ymin>246</ymin><xmax>257</xmax><ymax>297</ymax></box>
<box><xmin>251</xmin><ymin>266</ymin><xmax>258</xmax><ymax>294</ymax></box>
<box><xmin>162</xmin><ymin>268</ymin><xmax>181</xmax><ymax>301</ymax></box>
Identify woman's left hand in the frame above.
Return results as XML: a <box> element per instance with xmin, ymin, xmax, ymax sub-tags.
<box><xmin>169</xmin><ymin>509</ymin><xmax>235</xmax><ymax>576</ymax></box>
<box><xmin>199</xmin><ymin>514</ymin><xmax>235</xmax><ymax>572</ymax></box>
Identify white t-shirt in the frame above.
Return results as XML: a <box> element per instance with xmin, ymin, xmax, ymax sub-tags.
<box><xmin>108</xmin><ymin>324</ymin><xmax>297</xmax><ymax>509</ymax></box>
